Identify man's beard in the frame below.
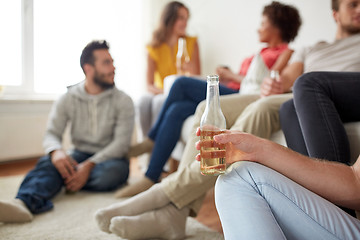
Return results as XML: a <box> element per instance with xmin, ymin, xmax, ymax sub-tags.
<box><xmin>342</xmin><ymin>24</ymin><xmax>360</xmax><ymax>35</ymax></box>
<box><xmin>93</xmin><ymin>72</ymin><xmax>115</xmax><ymax>90</ymax></box>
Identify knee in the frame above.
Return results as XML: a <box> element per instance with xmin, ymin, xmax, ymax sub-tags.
<box><xmin>37</xmin><ymin>155</ymin><xmax>57</xmax><ymax>170</ymax></box>
<box><xmin>293</xmin><ymin>72</ymin><xmax>323</xmax><ymax>100</ymax></box>
<box><xmin>92</xmin><ymin>161</ymin><xmax>129</xmax><ymax>191</ymax></box>
<box><xmin>279</xmin><ymin>99</ymin><xmax>295</xmax><ymax>123</ymax></box>
<box><xmin>171</xmin><ymin>76</ymin><xmax>190</xmax><ymax>90</ymax></box>
<box><xmin>215</xmin><ymin>162</ymin><xmax>262</xmax><ymax>201</ymax></box>
<box><xmin>165</xmin><ymin>102</ymin><xmax>194</xmax><ymax>121</ymax></box>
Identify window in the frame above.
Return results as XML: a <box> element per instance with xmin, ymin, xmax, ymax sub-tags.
<box><xmin>0</xmin><ymin>0</ymin><xmax>22</xmax><ymax>87</ymax></box>
<box><xmin>1</xmin><ymin>0</ymin><xmax>144</xmax><ymax>100</ymax></box>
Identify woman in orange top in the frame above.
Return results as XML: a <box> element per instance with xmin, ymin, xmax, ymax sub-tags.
<box><xmin>139</xmin><ymin>1</ymin><xmax>201</xmax><ymax>136</ymax></box>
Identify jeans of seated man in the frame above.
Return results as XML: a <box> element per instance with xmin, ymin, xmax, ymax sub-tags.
<box><xmin>16</xmin><ymin>149</ymin><xmax>129</xmax><ymax>214</ymax></box>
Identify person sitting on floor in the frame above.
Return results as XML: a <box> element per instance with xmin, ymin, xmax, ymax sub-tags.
<box><xmin>0</xmin><ymin>40</ymin><xmax>134</xmax><ymax>223</ymax></box>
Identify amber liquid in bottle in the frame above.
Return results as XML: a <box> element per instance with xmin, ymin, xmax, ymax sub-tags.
<box><xmin>200</xmin><ymin>129</ymin><xmax>226</xmax><ymax>175</ymax></box>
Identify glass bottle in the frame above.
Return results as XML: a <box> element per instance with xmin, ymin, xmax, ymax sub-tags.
<box><xmin>176</xmin><ymin>37</ymin><xmax>190</xmax><ymax>76</ymax></box>
<box><xmin>200</xmin><ymin>75</ymin><xmax>227</xmax><ymax>176</ymax></box>
<box><xmin>270</xmin><ymin>70</ymin><xmax>280</xmax><ymax>82</ymax></box>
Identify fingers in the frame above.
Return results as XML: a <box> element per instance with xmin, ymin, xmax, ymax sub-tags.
<box><xmin>261</xmin><ymin>79</ymin><xmax>282</xmax><ymax>97</ymax></box>
<box><xmin>196</xmin><ymin>127</ymin><xmax>201</xmax><ymax>136</ymax></box>
<box><xmin>66</xmin><ymin>180</ymin><xmax>80</xmax><ymax>192</ymax></box>
<box><xmin>69</xmin><ymin>157</ymin><xmax>78</xmax><ymax>168</ymax></box>
<box><xmin>64</xmin><ymin>158</ymin><xmax>76</xmax><ymax>176</ymax></box>
<box><xmin>195</xmin><ymin>140</ymin><xmax>201</xmax><ymax>150</ymax></box>
<box><xmin>214</xmin><ymin>131</ymin><xmax>245</xmax><ymax>144</ymax></box>
<box><xmin>65</xmin><ymin>172</ymin><xmax>82</xmax><ymax>191</ymax></box>
<box><xmin>56</xmin><ymin>161</ymin><xmax>72</xmax><ymax>179</ymax></box>
<box><xmin>55</xmin><ymin>158</ymin><xmax>76</xmax><ymax>180</ymax></box>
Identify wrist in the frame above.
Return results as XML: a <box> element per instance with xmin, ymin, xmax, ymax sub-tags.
<box><xmin>84</xmin><ymin>160</ymin><xmax>95</xmax><ymax>170</ymax></box>
<box><xmin>254</xmin><ymin>138</ymin><xmax>273</xmax><ymax>164</ymax></box>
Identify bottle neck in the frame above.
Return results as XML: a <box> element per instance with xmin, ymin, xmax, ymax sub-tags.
<box><xmin>200</xmin><ymin>75</ymin><xmax>226</xmax><ymax>130</ymax></box>
<box><xmin>177</xmin><ymin>38</ymin><xmax>184</xmax><ymax>57</ymax></box>
<box><xmin>176</xmin><ymin>37</ymin><xmax>190</xmax><ymax>75</ymax></box>
<box><xmin>205</xmin><ymin>80</ymin><xmax>221</xmax><ymax>112</ymax></box>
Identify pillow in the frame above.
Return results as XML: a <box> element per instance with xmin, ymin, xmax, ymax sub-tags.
<box><xmin>239</xmin><ymin>53</ymin><xmax>269</xmax><ymax>95</ymax></box>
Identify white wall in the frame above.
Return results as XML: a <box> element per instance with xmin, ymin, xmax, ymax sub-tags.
<box><xmin>0</xmin><ymin>100</ymin><xmax>52</xmax><ymax>161</ymax></box>
<box><xmin>0</xmin><ymin>100</ymin><xmax>72</xmax><ymax>162</ymax></box>
<box><xmin>0</xmin><ymin>0</ymin><xmax>337</xmax><ymax>162</ymax></box>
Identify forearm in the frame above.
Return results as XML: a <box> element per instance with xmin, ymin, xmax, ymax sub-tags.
<box><xmin>43</xmin><ymin>132</ymin><xmax>63</xmax><ymax>154</ymax></box>
<box><xmin>280</xmin><ymin>62</ymin><xmax>304</xmax><ymax>92</ymax></box>
<box><xmin>43</xmin><ymin>96</ymin><xmax>69</xmax><ymax>154</ymax></box>
<box><xmin>257</xmin><ymin>140</ymin><xmax>360</xmax><ymax>210</ymax></box>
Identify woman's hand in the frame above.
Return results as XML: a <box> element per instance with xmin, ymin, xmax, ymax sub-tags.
<box><xmin>260</xmin><ymin>76</ymin><xmax>284</xmax><ymax>97</ymax></box>
<box><xmin>216</xmin><ymin>66</ymin><xmax>233</xmax><ymax>84</ymax></box>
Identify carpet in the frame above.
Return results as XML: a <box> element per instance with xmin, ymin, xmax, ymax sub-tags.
<box><xmin>0</xmin><ymin>175</ymin><xmax>224</xmax><ymax>240</ymax></box>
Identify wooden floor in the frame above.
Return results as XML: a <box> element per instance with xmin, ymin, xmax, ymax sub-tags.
<box><xmin>0</xmin><ymin>157</ymin><xmax>223</xmax><ymax>234</ymax></box>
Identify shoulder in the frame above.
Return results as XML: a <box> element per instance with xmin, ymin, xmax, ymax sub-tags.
<box><xmin>112</xmin><ymin>88</ymin><xmax>134</xmax><ymax>108</ymax></box>
<box><xmin>185</xmin><ymin>36</ymin><xmax>198</xmax><ymax>45</ymax></box>
<box><xmin>146</xmin><ymin>43</ymin><xmax>167</xmax><ymax>61</ymax></box>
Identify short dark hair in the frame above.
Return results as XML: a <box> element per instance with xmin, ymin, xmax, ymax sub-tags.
<box><xmin>80</xmin><ymin>40</ymin><xmax>109</xmax><ymax>72</ymax></box>
<box><xmin>263</xmin><ymin>1</ymin><xmax>302</xmax><ymax>43</ymax></box>
<box><xmin>332</xmin><ymin>0</ymin><xmax>340</xmax><ymax>11</ymax></box>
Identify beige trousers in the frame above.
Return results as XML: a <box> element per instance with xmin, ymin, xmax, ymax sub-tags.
<box><xmin>161</xmin><ymin>93</ymin><xmax>293</xmax><ymax>215</ymax></box>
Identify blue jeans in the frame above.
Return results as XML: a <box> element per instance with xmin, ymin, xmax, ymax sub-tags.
<box><xmin>280</xmin><ymin>72</ymin><xmax>360</xmax><ymax>164</ymax></box>
<box><xmin>146</xmin><ymin>76</ymin><xmax>237</xmax><ymax>182</ymax></box>
<box><xmin>16</xmin><ymin>149</ymin><xmax>129</xmax><ymax>214</ymax></box>
<box><xmin>215</xmin><ymin>161</ymin><xmax>360</xmax><ymax>240</ymax></box>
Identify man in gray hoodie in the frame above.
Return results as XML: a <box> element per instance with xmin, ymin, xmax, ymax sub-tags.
<box><xmin>0</xmin><ymin>40</ymin><xmax>135</xmax><ymax>223</ymax></box>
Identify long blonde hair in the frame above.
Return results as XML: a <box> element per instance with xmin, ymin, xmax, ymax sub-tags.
<box><xmin>149</xmin><ymin>1</ymin><xmax>189</xmax><ymax>47</ymax></box>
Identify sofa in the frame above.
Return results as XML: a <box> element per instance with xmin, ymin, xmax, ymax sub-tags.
<box><xmin>163</xmin><ymin>76</ymin><xmax>360</xmax><ymax>165</ymax></box>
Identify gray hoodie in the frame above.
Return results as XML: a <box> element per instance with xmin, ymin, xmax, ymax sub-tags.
<box><xmin>43</xmin><ymin>81</ymin><xmax>135</xmax><ymax>164</ymax></box>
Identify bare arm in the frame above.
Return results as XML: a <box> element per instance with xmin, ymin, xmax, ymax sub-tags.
<box><xmin>270</xmin><ymin>49</ymin><xmax>294</xmax><ymax>72</ymax></box>
<box><xmin>211</xmin><ymin>131</ymin><xmax>360</xmax><ymax>210</ymax></box>
<box><xmin>146</xmin><ymin>53</ymin><xmax>163</xmax><ymax>95</ymax></box>
<box><xmin>280</xmin><ymin>61</ymin><xmax>304</xmax><ymax>92</ymax></box>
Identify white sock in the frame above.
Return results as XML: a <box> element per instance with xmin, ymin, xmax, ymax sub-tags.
<box><xmin>114</xmin><ymin>176</ymin><xmax>154</xmax><ymax>198</ymax></box>
<box><xmin>95</xmin><ymin>184</ymin><xmax>169</xmax><ymax>233</ymax></box>
<box><xmin>0</xmin><ymin>199</ymin><xmax>33</xmax><ymax>223</ymax></box>
<box><xmin>109</xmin><ymin>203</ymin><xmax>189</xmax><ymax>240</ymax></box>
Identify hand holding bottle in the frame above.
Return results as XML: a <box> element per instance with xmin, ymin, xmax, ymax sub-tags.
<box><xmin>199</xmin><ymin>75</ymin><xmax>227</xmax><ymax>175</ymax></box>
<box><xmin>195</xmin><ymin>128</ymin><xmax>264</xmax><ymax>166</ymax></box>
<box><xmin>260</xmin><ymin>70</ymin><xmax>284</xmax><ymax>97</ymax></box>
